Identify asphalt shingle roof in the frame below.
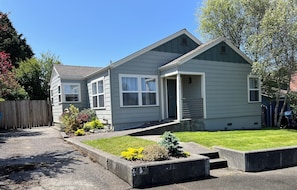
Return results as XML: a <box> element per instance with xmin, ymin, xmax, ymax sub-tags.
<box><xmin>54</xmin><ymin>64</ymin><xmax>102</xmax><ymax>79</ymax></box>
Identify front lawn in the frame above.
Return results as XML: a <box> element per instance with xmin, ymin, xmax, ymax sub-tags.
<box><xmin>83</xmin><ymin>136</ymin><xmax>157</xmax><ymax>156</ymax></box>
<box><xmin>174</xmin><ymin>128</ymin><xmax>297</xmax><ymax>151</ymax></box>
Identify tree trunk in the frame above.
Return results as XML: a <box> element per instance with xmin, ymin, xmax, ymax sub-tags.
<box><xmin>274</xmin><ymin>99</ymin><xmax>279</xmax><ymax>127</ymax></box>
<box><xmin>277</xmin><ymin>95</ymin><xmax>288</xmax><ymax>128</ymax></box>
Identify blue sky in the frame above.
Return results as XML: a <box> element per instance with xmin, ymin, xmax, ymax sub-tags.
<box><xmin>1</xmin><ymin>0</ymin><xmax>203</xmax><ymax>67</ymax></box>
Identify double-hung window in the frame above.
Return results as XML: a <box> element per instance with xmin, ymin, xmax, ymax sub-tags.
<box><xmin>63</xmin><ymin>83</ymin><xmax>81</xmax><ymax>102</ymax></box>
<box><xmin>248</xmin><ymin>76</ymin><xmax>261</xmax><ymax>102</ymax></box>
<box><xmin>120</xmin><ymin>74</ymin><xmax>158</xmax><ymax>107</ymax></box>
<box><xmin>92</xmin><ymin>79</ymin><xmax>104</xmax><ymax>108</ymax></box>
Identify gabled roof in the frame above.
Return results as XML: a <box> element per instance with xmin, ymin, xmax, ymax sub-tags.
<box><xmin>108</xmin><ymin>29</ymin><xmax>202</xmax><ymax>69</ymax></box>
<box><xmin>159</xmin><ymin>37</ymin><xmax>253</xmax><ymax>71</ymax></box>
<box><xmin>53</xmin><ymin>64</ymin><xmax>102</xmax><ymax>80</ymax></box>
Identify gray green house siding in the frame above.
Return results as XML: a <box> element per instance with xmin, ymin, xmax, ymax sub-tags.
<box><xmin>50</xmin><ymin>29</ymin><xmax>261</xmax><ymax>131</ymax></box>
<box><xmin>179</xmin><ymin>59</ymin><xmax>261</xmax><ymax>130</ymax></box>
<box><xmin>87</xmin><ymin>71</ymin><xmax>113</xmax><ymax>127</ymax></box>
<box><xmin>110</xmin><ymin>51</ymin><xmax>182</xmax><ymax>130</ymax></box>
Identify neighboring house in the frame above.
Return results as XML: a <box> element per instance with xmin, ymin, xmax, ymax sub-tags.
<box><xmin>262</xmin><ymin>73</ymin><xmax>297</xmax><ymax>127</ymax></box>
<box><xmin>50</xmin><ymin>29</ymin><xmax>262</xmax><ymax>131</ymax></box>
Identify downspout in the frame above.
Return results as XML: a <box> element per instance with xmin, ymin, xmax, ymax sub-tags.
<box><xmin>108</xmin><ymin>68</ymin><xmax>114</xmax><ymax>131</ymax></box>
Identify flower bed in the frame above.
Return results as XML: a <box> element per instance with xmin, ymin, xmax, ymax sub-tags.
<box><xmin>66</xmin><ymin>138</ymin><xmax>210</xmax><ymax>188</ymax></box>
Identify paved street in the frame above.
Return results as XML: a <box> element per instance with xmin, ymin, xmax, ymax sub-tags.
<box><xmin>1</xmin><ymin>127</ymin><xmax>297</xmax><ymax>190</ymax></box>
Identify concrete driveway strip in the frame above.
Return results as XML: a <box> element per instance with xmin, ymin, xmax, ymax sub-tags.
<box><xmin>0</xmin><ymin>127</ymin><xmax>131</xmax><ymax>190</ymax></box>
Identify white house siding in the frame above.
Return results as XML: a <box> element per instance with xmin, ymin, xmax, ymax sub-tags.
<box><xmin>179</xmin><ymin>59</ymin><xmax>261</xmax><ymax>130</ymax></box>
<box><xmin>87</xmin><ymin>71</ymin><xmax>112</xmax><ymax>126</ymax></box>
<box><xmin>50</xmin><ymin>70</ymin><xmax>63</xmax><ymax>123</ymax></box>
<box><xmin>111</xmin><ymin>51</ymin><xmax>181</xmax><ymax>130</ymax></box>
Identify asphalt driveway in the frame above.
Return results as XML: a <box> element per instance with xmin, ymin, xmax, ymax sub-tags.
<box><xmin>1</xmin><ymin>127</ymin><xmax>297</xmax><ymax>190</ymax></box>
<box><xmin>0</xmin><ymin>127</ymin><xmax>131</xmax><ymax>190</ymax></box>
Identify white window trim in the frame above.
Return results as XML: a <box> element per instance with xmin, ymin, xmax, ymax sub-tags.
<box><xmin>119</xmin><ymin>74</ymin><xmax>159</xmax><ymax>107</ymax></box>
<box><xmin>50</xmin><ymin>89</ymin><xmax>54</xmax><ymax>105</ymax></box>
<box><xmin>91</xmin><ymin>77</ymin><xmax>105</xmax><ymax>109</ymax></box>
<box><xmin>248</xmin><ymin>75</ymin><xmax>261</xmax><ymax>103</ymax></box>
<box><xmin>57</xmin><ymin>85</ymin><xmax>62</xmax><ymax>103</ymax></box>
<box><xmin>62</xmin><ymin>83</ymin><xmax>81</xmax><ymax>103</ymax></box>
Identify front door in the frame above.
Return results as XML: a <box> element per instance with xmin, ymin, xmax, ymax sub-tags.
<box><xmin>167</xmin><ymin>79</ymin><xmax>177</xmax><ymax>119</ymax></box>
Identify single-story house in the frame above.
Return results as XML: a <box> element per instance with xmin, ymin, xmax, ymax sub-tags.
<box><xmin>50</xmin><ymin>29</ymin><xmax>261</xmax><ymax>131</ymax></box>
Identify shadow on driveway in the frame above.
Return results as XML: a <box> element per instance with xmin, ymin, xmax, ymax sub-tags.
<box><xmin>0</xmin><ymin>129</ymin><xmax>43</xmax><ymax>144</ymax></box>
<box><xmin>0</xmin><ymin>149</ymin><xmax>83</xmax><ymax>189</ymax></box>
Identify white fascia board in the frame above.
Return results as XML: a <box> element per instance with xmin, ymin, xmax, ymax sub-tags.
<box><xmin>109</xmin><ymin>29</ymin><xmax>202</xmax><ymax>69</ymax></box>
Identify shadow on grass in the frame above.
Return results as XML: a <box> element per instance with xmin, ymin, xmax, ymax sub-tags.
<box><xmin>0</xmin><ymin>150</ymin><xmax>83</xmax><ymax>188</ymax></box>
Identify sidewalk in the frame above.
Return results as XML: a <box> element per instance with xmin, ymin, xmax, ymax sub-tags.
<box><xmin>135</xmin><ymin>134</ymin><xmax>215</xmax><ymax>155</ymax></box>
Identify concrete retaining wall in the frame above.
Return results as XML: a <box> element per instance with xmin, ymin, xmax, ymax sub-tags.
<box><xmin>215</xmin><ymin>146</ymin><xmax>297</xmax><ymax>172</ymax></box>
<box><xmin>66</xmin><ymin>138</ymin><xmax>210</xmax><ymax>188</ymax></box>
<box><xmin>130</xmin><ymin>119</ymin><xmax>204</xmax><ymax>136</ymax></box>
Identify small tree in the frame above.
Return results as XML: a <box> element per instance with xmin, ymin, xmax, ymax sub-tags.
<box><xmin>159</xmin><ymin>131</ymin><xmax>183</xmax><ymax>157</ymax></box>
<box><xmin>0</xmin><ymin>51</ymin><xmax>28</xmax><ymax>100</ymax></box>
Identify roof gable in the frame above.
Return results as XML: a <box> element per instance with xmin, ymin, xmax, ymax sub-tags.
<box><xmin>194</xmin><ymin>42</ymin><xmax>249</xmax><ymax>64</ymax></box>
<box><xmin>54</xmin><ymin>64</ymin><xmax>102</xmax><ymax>80</ymax></box>
<box><xmin>159</xmin><ymin>37</ymin><xmax>252</xmax><ymax>71</ymax></box>
<box><xmin>152</xmin><ymin>34</ymin><xmax>200</xmax><ymax>54</ymax></box>
<box><xmin>109</xmin><ymin>29</ymin><xmax>202</xmax><ymax>69</ymax></box>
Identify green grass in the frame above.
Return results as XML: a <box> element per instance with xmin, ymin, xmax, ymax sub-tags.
<box><xmin>174</xmin><ymin>128</ymin><xmax>297</xmax><ymax>151</ymax></box>
<box><xmin>83</xmin><ymin>136</ymin><xmax>157</xmax><ymax>156</ymax></box>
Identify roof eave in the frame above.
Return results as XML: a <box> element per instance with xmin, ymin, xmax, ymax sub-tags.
<box><xmin>110</xmin><ymin>29</ymin><xmax>202</xmax><ymax>69</ymax></box>
<box><xmin>85</xmin><ymin>65</ymin><xmax>111</xmax><ymax>78</ymax></box>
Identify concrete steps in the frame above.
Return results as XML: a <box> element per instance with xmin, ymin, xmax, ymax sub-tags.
<box><xmin>200</xmin><ymin>151</ymin><xmax>228</xmax><ymax>170</ymax></box>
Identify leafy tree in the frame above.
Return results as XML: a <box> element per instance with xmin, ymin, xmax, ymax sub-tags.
<box><xmin>15</xmin><ymin>52</ymin><xmax>61</xmax><ymax>100</ymax></box>
<box><xmin>0</xmin><ymin>51</ymin><xmax>28</xmax><ymax>100</ymax></box>
<box><xmin>15</xmin><ymin>58</ymin><xmax>43</xmax><ymax>100</ymax></box>
<box><xmin>0</xmin><ymin>12</ymin><xmax>34</xmax><ymax>67</ymax></box>
<box><xmin>199</xmin><ymin>0</ymin><xmax>245</xmax><ymax>49</ymax></box>
<box><xmin>39</xmin><ymin>52</ymin><xmax>61</xmax><ymax>98</ymax></box>
<box><xmin>198</xmin><ymin>0</ymin><xmax>269</xmax><ymax>61</ymax></box>
<box><xmin>199</xmin><ymin>0</ymin><xmax>297</xmax><ymax>127</ymax></box>
<box><xmin>253</xmin><ymin>0</ymin><xmax>297</xmax><ymax>127</ymax></box>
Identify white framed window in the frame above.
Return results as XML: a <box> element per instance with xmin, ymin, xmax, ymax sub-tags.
<box><xmin>120</xmin><ymin>74</ymin><xmax>158</xmax><ymax>107</ymax></box>
<box><xmin>57</xmin><ymin>85</ymin><xmax>61</xmax><ymax>103</ymax></box>
<box><xmin>91</xmin><ymin>78</ymin><xmax>105</xmax><ymax>108</ymax></box>
<box><xmin>62</xmin><ymin>83</ymin><xmax>81</xmax><ymax>102</ymax></box>
<box><xmin>248</xmin><ymin>76</ymin><xmax>261</xmax><ymax>102</ymax></box>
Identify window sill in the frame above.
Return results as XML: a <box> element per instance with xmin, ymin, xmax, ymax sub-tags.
<box><xmin>248</xmin><ymin>101</ymin><xmax>261</xmax><ymax>104</ymax></box>
<box><xmin>93</xmin><ymin>107</ymin><xmax>106</xmax><ymax>110</ymax></box>
<box><xmin>59</xmin><ymin>101</ymin><xmax>81</xmax><ymax>104</ymax></box>
<box><xmin>120</xmin><ymin>105</ymin><xmax>159</xmax><ymax>108</ymax></box>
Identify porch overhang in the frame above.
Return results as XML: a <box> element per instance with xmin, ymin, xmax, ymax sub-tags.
<box><xmin>159</xmin><ymin>69</ymin><xmax>207</xmax><ymax>122</ymax></box>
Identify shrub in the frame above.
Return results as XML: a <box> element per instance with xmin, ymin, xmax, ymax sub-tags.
<box><xmin>78</xmin><ymin>109</ymin><xmax>97</xmax><ymax>123</ymax></box>
<box><xmin>121</xmin><ymin>147</ymin><xmax>144</xmax><ymax>161</ymax></box>
<box><xmin>83</xmin><ymin>119</ymin><xmax>104</xmax><ymax>131</ymax></box>
<box><xmin>142</xmin><ymin>144</ymin><xmax>169</xmax><ymax>161</ymax></box>
<box><xmin>74</xmin><ymin>128</ymin><xmax>85</xmax><ymax>136</ymax></box>
<box><xmin>60</xmin><ymin>105</ymin><xmax>99</xmax><ymax>134</ymax></box>
<box><xmin>159</xmin><ymin>131</ymin><xmax>184</xmax><ymax>157</ymax></box>
<box><xmin>59</xmin><ymin>104</ymin><xmax>80</xmax><ymax>134</ymax></box>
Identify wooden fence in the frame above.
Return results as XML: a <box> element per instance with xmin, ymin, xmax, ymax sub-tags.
<box><xmin>0</xmin><ymin>100</ymin><xmax>52</xmax><ymax>129</ymax></box>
